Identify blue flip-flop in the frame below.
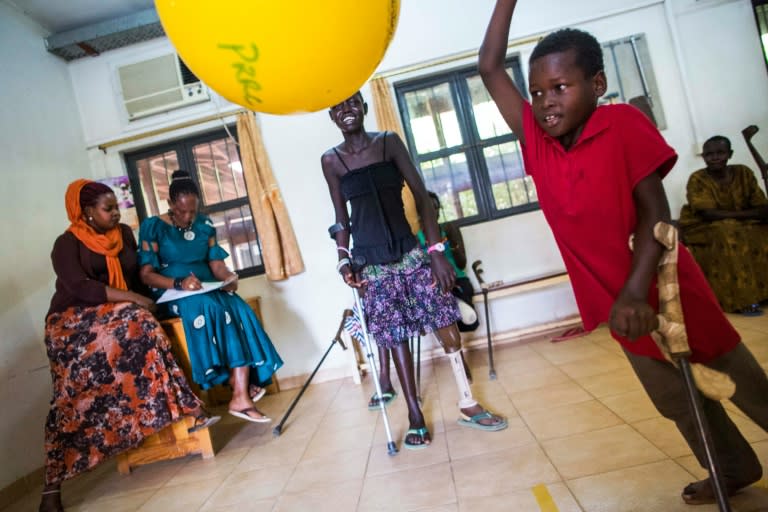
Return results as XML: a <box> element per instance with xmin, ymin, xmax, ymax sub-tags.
<box><xmin>368</xmin><ymin>391</ymin><xmax>397</xmax><ymax>411</ymax></box>
<box><xmin>457</xmin><ymin>411</ymin><xmax>508</xmax><ymax>431</ymax></box>
<box><xmin>403</xmin><ymin>427</ymin><xmax>431</xmax><ymax>450</ymax></box>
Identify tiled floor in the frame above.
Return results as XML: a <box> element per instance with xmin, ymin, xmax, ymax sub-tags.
<box><xmin>6</xmin><ymin>314</ymin><xmax>768</xmax><ymax>511</ymax></box>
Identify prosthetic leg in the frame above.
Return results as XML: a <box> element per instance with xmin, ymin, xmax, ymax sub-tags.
<box><xmin>273</xmin><ymin>310</ymin><xmax>351</xmax><ymax>437</ymax></box>
<box><xmin>650</xmin><ymin>222</ymin><xmax>734</xmax><ymax>512</ymax></box>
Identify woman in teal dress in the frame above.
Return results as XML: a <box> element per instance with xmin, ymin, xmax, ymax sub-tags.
<box><xmin>138</xmin><ymin>170</ymin><xmax>283</xmax><ymax>423</ymax></box>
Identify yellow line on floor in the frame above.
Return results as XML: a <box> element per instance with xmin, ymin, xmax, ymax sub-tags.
<box><xmin>532</xmin><ymin>483</ymin><xmax>560</xmax><ymax>512</ymax></box>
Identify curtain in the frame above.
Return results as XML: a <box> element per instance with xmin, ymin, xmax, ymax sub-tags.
<box><xmin>236</xmin><ymin>112</ymin><xmax>304</xmax><ymax>280</ymax></box>
<box><xmin>369</xmin><ymin>77</ymin><xmax>420</xmax><ymax>234</ymax></box>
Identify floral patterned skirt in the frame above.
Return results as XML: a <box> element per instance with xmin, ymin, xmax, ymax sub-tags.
<box><xmin>360</xmin><ymin>247</ymin><xmax>460</xmax><ymax>348</ymax></box>
<box><xmin>43</xmin><ymin>302</ymin><xmax>202</xmax><ymax>485</ymax></box>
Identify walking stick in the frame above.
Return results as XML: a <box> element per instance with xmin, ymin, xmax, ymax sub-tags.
<box><xmin>471</xmin><ymin>260</ymin><xmax>497</xmax><ymax>379</ymax></box>
<box><xmin>742</xmin><ymin>125</ymin><xmax>768</xmax><ymax>193</ymax></box>
<box><xmin>273</xmin><ymin>310</ymin><xmax>350</xmax><ymax>437</ymax></box>
<box><xmin>351</xmin><ymin>285</ymin><xmax>399</xmax><ymax>456</ymax></box>
<box><xmin>650</xmin><ymin>223</ymin><xmax>734</xmax><ymax>512</ymax></box>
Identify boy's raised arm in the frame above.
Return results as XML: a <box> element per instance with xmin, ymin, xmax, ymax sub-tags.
<box><xmin>478</xmin><ymin>0</ymin><xmax>526</xmax><ymax>144</ymax></box>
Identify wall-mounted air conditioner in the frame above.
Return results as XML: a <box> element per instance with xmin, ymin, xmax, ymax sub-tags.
<box><xmin>117</xmin><ymin>53</ymin><xmax>209</xmax><ymax>121</ymax></box>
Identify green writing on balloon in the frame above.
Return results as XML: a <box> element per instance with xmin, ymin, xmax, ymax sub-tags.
<box><xmin>218</xmin><ymin>43</ymin><xmax>263</xmax><ymax>105</ymax></box>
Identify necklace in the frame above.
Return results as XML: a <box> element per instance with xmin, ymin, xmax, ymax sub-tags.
<box><xmin>168</xmin><ymin>211</ymin><xmax>196</xmax><ymax>240</ymax></box>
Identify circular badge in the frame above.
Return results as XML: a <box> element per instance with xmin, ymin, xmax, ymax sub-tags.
<box><xmin>184</xmin><ymin>230</ymin><xmax>196</xmax><ymax>241</ymax></box>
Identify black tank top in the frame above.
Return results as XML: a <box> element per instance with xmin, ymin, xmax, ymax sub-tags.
<box><xmin>337</xmin><ymin>133</ymin><xmax>416</xmax><ymax>265</ymax></box>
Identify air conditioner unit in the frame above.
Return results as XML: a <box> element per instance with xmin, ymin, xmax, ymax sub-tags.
<box><xmin>118</xmin><ymin>53</ymin><xmax>209</xmax><ymax>120</ymax></box>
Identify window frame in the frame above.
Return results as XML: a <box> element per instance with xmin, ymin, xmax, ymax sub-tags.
<box><xmin>394</xmin><ymin>55</ymin><xmax>537</xmax><ymax>228</ymax></box>
<box><xmin>124</xmin><ymin>127</ymin><xmax>265</xmax><ymax>278</ymax></box>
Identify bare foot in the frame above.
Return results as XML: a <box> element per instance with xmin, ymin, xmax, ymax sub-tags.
<box><xmin>682</xmin><ymin>476</ymin><xmax>760</xmax><ymax>505</ymax></box>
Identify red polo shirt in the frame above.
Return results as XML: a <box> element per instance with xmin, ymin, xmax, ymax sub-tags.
<box><xmin>521</xmin><ymin>102</ymin><xmax>739</xmax><ymax>363</ymax></box>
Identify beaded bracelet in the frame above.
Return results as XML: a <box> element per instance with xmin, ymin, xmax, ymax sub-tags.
<box><xmin>336</xmin><ymin>258</ymin><xmax>351</xmax><ymax>274</ymax></box>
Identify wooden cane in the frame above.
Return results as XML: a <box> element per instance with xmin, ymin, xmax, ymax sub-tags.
<box><xmin>652</xmin><ymin>223</ymin><xmax>732</xmax><ymax>512</ymax></box>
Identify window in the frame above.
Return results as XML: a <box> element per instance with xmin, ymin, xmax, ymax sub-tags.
<box><xmin>125</xmin><ymin>128</ymin><xmax>265</xmax><ymax>277</ymax></box>
<box><xmin>753</xmin><ymin>0</ymin><xmax>768</xmax><ymax>74</ymax></box>
<box><xmin>395</xmin><ymin>57</ymin><xmax>537</xmax><ymax>226</ymax></box>
<box><xmin>601</xmin><ymin>34</ymin><xmax>666</xmax><ymax>129</ymax></box>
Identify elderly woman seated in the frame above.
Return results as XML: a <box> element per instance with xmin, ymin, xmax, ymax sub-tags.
<box><xmin>679</xmin><ymin>135</ymin><xmax>768</xmax><ymax>315</ymax></box>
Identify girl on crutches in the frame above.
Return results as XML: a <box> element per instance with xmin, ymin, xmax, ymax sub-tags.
<box><xmin>321</xmin><ymin>91</ymin><xmax>507</xmax><ymax>450</ymax></box>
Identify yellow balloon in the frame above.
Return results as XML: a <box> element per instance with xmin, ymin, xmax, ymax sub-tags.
<box><xmin>155</xmin><ymin>0</ymin><xmax>400</xmax><ymax>115</ymax></box>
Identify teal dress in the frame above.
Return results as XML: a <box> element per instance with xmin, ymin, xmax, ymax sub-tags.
<box><xmin>138</xmin><ymin>215</ymin><xmax>283</xmax><ymax>389</ymax></box>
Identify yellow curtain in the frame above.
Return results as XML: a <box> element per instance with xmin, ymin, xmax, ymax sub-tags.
<box><xmin>236</xmin><ymin>112</ymin><xmax>305</xmax><ymax>280</ymax></box>
<box><xmin>369</xmin><ymin>77</ymin><xmax>420</xmax><ymax>234</ymax></box>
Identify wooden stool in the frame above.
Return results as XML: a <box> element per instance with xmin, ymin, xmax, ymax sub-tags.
<box><xmin>116</xmin><ymin>417</ymin><xmax>214</xmax><ymax>475</ymax></box>
<box><xmin>116</xmin><ymin>296</ymin><xmax>277</xmax><ymax>474</ymax></box>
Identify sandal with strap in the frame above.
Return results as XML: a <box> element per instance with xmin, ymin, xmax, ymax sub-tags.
<box><xmin>368</xmin><ymin>390</ymin><xmax>397</xmax><ymax>410</ymax></box>
<box><xmin>188</xmin><ymin>414</ymin><xmax>221</xmax><ymax>433</ymax></box>
<box><xmin>457</xmin><ymin>411</ymin><xmax>508</xmax><ymax>431</ymax></box>
<box><xmin>403</xmin><ymin>427</ymin><xmax>431</xmax><ymax>450</ymax></box>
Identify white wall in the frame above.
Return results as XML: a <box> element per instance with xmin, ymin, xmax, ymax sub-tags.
<box><xmin>0</xmin><ymin>2</ymin><xmax>91</xmax><ymax>491</ymax></box>
<box><xmin>66</xmin><ymin>0</ymin><xmax>768</xmax><ymax>386</ymax></box>
<box><xmin>3</xmin><ymin>0</ymin><xmax>767</xmax><ymax>492</ymax></box>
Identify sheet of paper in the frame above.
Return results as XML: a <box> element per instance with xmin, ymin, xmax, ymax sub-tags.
<box><xmin>155</xmin><ymin>275</ymin><xmax>237</xmax><ymax>304</ymax></box>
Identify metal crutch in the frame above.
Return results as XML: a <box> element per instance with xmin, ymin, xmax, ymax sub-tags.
<box><xmin>273</xmin><ymin>310</ymin><xmax>351</xmax><ymax>437</ymax></box>
<box><xmin>471</xmin><ymin>260</ymin><xmax>497</xmax><ymax>379</ymax></box>
<box><xmin>352</xmin><ymin>286</ymin><xmax>399</xmax><ymax>456</ymax></box>
<box><xmin>652</xmin><ymin>223</ymin><xmax>732</xmax><ymax>512</ymax></box>
<box><xmin>409</xmin><ymin>335</ymin><xmax>421</xmax><ymax>403</ymax></box>
<box><xmin>328</xmin><ymin>221</ymin><xmax>397</xmax><ymax>455</ymax></box>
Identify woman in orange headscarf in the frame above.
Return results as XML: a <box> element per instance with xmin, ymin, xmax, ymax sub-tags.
<box><xmin>39</xmin><ymin>180</ymin><xmax>218</xmax><ymax>512</ymax></box>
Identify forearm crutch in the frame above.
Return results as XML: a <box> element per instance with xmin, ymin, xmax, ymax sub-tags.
<box><xmin>352</xmin><ymin>286</ymin><xmax>398</xmax><ymax>456</ymax></box>
<box><xmin>651</xmin><ymin>223</ymin><xmax>734</xmax><ymax>512</ymax></box>
<box><xmin>273</xmin><ymin>310</ymin><xmax>350</xmax><ymax>437</ymax></box>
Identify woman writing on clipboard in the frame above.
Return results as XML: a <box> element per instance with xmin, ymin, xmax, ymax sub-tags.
<box><xmin>138</xmin><ymin>170</ymin><xmax>283</xmax><ymax>423</ymax></box>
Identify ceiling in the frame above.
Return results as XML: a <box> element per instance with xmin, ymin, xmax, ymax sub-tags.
<box><xmin>7</xmin><ymin>0</ymin><xmax>161</xmax><ymax>60</ymax></box>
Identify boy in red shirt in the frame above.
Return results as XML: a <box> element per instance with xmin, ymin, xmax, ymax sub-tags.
<box><xmin>479</xmin><ymin>0</ymin><xmax>767</xmax><ymax>505</ymax></box>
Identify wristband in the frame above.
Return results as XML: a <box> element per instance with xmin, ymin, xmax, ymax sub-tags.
<box><xmin>336</xmin><ymin>246</ymin><xmax>351</xmax><ymax>256</ymax></box>
<box><xmin>427</xmin><ymin>242</ymin><xmax>446</xmax><ymax>254</ymax></box>
<box><xmin>173</xmin><ymin>277</ymin><xmax>184</xmax><ymax>290</ymax></box>
<box><xmin>336</xmin><ymin>258</ymin><xmax>351</xmax><ymax>273</ymax></box>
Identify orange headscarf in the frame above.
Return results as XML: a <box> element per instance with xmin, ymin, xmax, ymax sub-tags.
<box><xmin>65</xmin><ymin>179</ymin><xmax>128</xmax><ymax>291</ymax></box>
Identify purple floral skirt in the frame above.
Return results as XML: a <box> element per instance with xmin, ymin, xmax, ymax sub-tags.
<box><xmin>360</xmin><ymin>247</ymin><xmax>460</xmax><ymax>348</ymax></box>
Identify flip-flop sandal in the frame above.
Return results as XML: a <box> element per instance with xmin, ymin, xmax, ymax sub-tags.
<box><xmin>250</xmin><ymin>387</ymin><xmax>267</xmax><ymax>403</ymax></box>
<box><xmin>739</xmin><ymin>304</ymin><xmax>764</xmax><ymax>317</ymax></box>
<box><xmin>551</xmin><ymin>326</ymin><xmax>590</xmax><ymax>342</ymax></box>
<box><xmin>187</xmin><ymin>414</ymin><xmax>221</xmax><ymax>433</ymax></box>
<box><xmin>229</xmin><ymin>408</ymin><xmax>271</xmax><ymax>423</ymax></box>
<box><xmin>403</xmin><ymin>427</ymin><xmax>431</xmax><ymax>450</ymax></box>
<box><xmin>457</xmin><ymin>411</ymin><xmax>508</xmax><ymax>431</ymax></box>
<box><xmin>368</xmin><ymin>391</ymin><xmax>397</xmax><ymax>411</ymax></box>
